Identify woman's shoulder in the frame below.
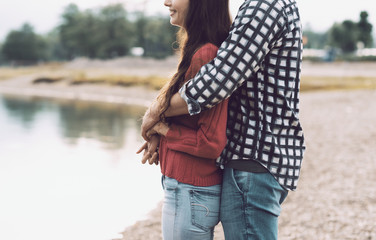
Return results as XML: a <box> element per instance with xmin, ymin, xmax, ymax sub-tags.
<box><xmin>193</xmin><ymin>43</ymin><xmax>219</xmax><ymax>61</ymax></box>
<box><xmin>196</xmin><ymin>42</ymin><xmax>218</xmax><ymax>54</ymax></box>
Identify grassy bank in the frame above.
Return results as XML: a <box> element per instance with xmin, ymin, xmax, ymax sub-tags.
<box><xmin>69</xmin><ymin>73</ymin><xmax>169</xmax><ymax>90</ymax></box>
<box><xmin>2</xmin><ymin>64</ymin><xmax>376</xmax><ymax>92</ymax></box>
<box><xmin>0</xmin><ymin>64</ymin><xmax>63</xmax><ymax>81</ymax></box>
<box><xmin>36</xmin><ymin>72</ymin><xmax>376</xmax><ymax>92</ymax></box>
<box><xmin>301</xmin><ymin>76</ymin><xmax>376</xmax><ymax>91</ymax></box>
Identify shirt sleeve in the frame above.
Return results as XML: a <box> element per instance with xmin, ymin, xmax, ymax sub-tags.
<box><xmin>179</xmin><ymin>0</ymin><xmax>289</xmax><ymax>115</ymax></box>
<box><xmin>165</xmin><ymin>99</ymin><xmax>228</xmax><ymax>159</ymax></box>
<box><xmin>164</xmin><ymin>44</ymin><xmax>228</xmax><ymax>159</ymax></box>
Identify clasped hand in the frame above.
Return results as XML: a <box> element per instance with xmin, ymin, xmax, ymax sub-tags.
<box><xmin>136</xmin><ymin>134</ymin><xmax>160</xmax><ymax>165</ymax></box>
<box><xmin>137</xmin><ymin>101</ymin><xmax>169</xmax><ymax>165</ymax></box>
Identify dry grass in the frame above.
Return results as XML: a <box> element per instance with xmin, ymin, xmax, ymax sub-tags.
<box><xmin>2</xmin><ymin>64</ymin><xmax>376</xmax><ymax>92</ymax></box>
<box><xmin>0</xmin><ymin>67</ymin><xmax>43</xmax><ymax>80</ymax></box>
<box><xmin>31</xmin><ymin>70</ymin><xmax>376</xmax><ymax>92</ymax></box>
<box><xmin>301</xmin><ymin>76</ymin><xmax>376</xmax><ymax>91</ymax></box>
<box><xmin>70</xmin><ymin>72</ymin><xmax>169</xmax><ymax>90</ymax></box>
<box><xmin>68</xmin><ymin>74</ymin><xmax>376</xmax><ymax>92</ymax></box>
<box><xmin>0</xmin><ymin>65</ymin><xmax>169</xmax><ymax>90</ymax></box>
<box><xmin>0</xmin><ymin>63</ymin><xmax>64</xmax><ymax>81</ymax></box>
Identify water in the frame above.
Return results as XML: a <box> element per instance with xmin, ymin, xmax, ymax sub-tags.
<box><xmin>0</xmin><ymin>95</ymin><xmax>163</xmax><ymax>240</ymax></box>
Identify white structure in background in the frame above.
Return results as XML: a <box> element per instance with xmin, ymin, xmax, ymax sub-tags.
<box><xmin>130</xmin><ymin>47</ymin><xmax>145</xmax><ymax>57</ymax></box>
<box><xmin>303</xmin><ymin>49</ymin><xmax>327</xmax><ymax>59</ymax></box>
<box><xmin>356</xmin><ymin>48</ymin><xmax>376</xmax><ymax>57</ymax></box>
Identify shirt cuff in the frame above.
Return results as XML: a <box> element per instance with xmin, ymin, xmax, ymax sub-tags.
<box><xmin>179</xmin><ymin>82</ymin><xmax>202</xmax><ymax>116</ymax></box>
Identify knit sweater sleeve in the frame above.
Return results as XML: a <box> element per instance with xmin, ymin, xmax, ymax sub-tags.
<box><xmin>164</xmin><ymin>43</ymin><xmax>228</xmax><ymax>159</ymax></box>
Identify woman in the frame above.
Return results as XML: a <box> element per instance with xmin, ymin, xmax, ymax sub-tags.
<box><xmin>137</xmin><ymin>0</ymin><xmax>231</xmax><ymax>239</ymax></box>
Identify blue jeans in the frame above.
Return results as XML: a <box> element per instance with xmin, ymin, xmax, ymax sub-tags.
<box><xmin>220</xmin><ymin>167</ymin><xmax>288</xmax><ymax>240</ymax></box>
<box><xmin>161</xmin><ymin>176</ymin><xmax>221</xmax><ymax>240</ymax></box>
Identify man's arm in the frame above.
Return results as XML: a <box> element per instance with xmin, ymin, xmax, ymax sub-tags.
<box><xmin>165</xmin><ymin>93</ymin><xmax>189</xmax><ymax>117</ymax></box>
<box><xmin>179</xmin><ymin>1</ymin><xmax>289</xmax><ymax>115</ymax></box>
<box><xmin>141</xmin><ymin>92</ymin><xmax>188</xmax><ymax>140</ymax></box>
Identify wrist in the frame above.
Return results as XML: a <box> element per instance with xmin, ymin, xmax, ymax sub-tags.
<box><xmin>156</xmin><ymin>122</ymin><xmax>169</xmax><ymax>136</ymax></box>
<box><xmin>150</xmin><ymin>101</ymin><xmax>162</xmax><ymax>121</ymax></box>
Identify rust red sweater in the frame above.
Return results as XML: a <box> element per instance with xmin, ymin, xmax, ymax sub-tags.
<box><xmin>159</xmin><ymin>43</ymin><xmax>228</xmax><ymax>187</ymax></box>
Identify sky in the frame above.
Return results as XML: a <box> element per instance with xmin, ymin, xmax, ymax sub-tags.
<box><xmin>0</xmin><ymin>0</ymin><xmax>375</xmax><ymax>42</ymax></box>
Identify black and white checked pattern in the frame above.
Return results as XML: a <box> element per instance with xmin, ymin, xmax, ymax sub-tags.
<box><xmin>179</xmin><ymin>0</ymin><xmax>305</xmax><ymax>190</ymax></box>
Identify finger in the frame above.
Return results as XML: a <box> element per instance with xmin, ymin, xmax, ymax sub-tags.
<box><xmin>149</xmin><ymin>152</ymin><xmax>159</xmax><ymax>165</ymax></box>
<box><xmin>155</xmin><ymin>152</ymin><xmax>159</xmax><ymax>165</ymax></box>
<box><xmin>148</xmin><ymin>151</ymin><xmax>156</xmax><ymax>165</ymax></box>
<box><xmin>136</xmin><ymin>142</ymin><xmax>148</xmax><ymax>154</ymax></box>
<box><xmin>149</xmin><ymin>139</ymin><xmax>159</xmax><ymax>153</ymax></box>
<box><xmin>141</xmin><ymin>152</ymin><xmax>151</xmax><ymax>164</ymax></box>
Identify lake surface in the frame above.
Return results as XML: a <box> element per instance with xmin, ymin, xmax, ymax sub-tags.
<box><xmin>0</xmin><ymin>95</ymin><xmax>163</xmax><ymax>240</ymax></box>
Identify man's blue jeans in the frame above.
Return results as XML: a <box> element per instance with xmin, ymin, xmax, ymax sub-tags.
<box><xmin>220</xmin><ymin>167</ymin><xmax>288</xmax><ymax>240</ymax></box>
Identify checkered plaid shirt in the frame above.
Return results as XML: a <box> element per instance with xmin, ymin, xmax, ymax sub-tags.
<box><xmin>179</xmin><ymin>0</ymin><xmax>305</xmax><ymax>190</ymax></box>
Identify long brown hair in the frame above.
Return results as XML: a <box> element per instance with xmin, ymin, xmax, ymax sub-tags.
<box><xmin>158</xmin><ymin>0</ymin><xmax>232</xmax><ymax>118</ymax></box>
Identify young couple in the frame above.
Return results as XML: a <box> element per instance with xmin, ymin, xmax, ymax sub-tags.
<box><xmin>138</xmin><ymin>0</ymin><xmax>305</xmax><ymax>239</ymax></box>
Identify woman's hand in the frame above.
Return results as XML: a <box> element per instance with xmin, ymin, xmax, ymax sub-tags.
<box><xmin>137</xmin><ymin>135</ymin><xmax>160</xmax><ymax>165</ymax></box>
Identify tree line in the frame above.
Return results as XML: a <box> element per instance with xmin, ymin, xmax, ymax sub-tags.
<box><xmin>0</xmin><ymin>4</ymin><xmax>374</xmax><ymax>65</ymax></box>
<box><xmin>303</xmin><ymin>11</ymin><xmax>374</xmax><ymax>56</ymax></box>
<box><xmin>0</xmin><ymin>3</ymin><xmax>178</xmax><ymax>65</ymax></box>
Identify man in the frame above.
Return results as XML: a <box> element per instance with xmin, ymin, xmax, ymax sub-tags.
<box><xmin>141</xmin><ymin>0</ymin><xmax>305</xmax><ymax>239</ymax></box>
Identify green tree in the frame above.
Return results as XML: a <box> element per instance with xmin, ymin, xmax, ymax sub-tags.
<box><xmin>143</xmin><ymin>16</ymin><xmax>178</xmax><ymax>58</ymax></box>
<box><xmin>133</xmin><ymin>12</ymin><xmax>148</xmax><ymax>49</ymax></box>
<box><xmin>59</xmin><ymin>3</ymin><xmax>135</xmax><ymax>59</ymax></box>
<box><xmin>44</xmin><ymin>29</ymin><xmax>67</xmax><ymax>61</ymax></box>
<box><xmin>95</xmin><ymin>4</ymin><xmax>135</xmax><ymax>58</ymax></box>
<box><xmin>2</xmin><ymin>23</ymin><xmax>47</xmax><ymax>64</ymax></box>
<box><xmin>59</xmin><ymin>4</ymin><xmax>83</xmax><ymax>59</ymax></box>
<box><xmin>328</xmin><ymin>11</ymin><xmax>374</xmax><ymax>54</ymax></box>
<box><xmin>59</xmin><ymin>4</ymin><xmax>99</xmax><ymax>58</ymax></box>
<box><xmin>328</xmin><ymin>20</ymin><xmax>358</xmax><ymax>53</ymax></box>
<box><xmin>357</xmin><ymin>11</ymin><xmax>373</xmax><ymax>48</ymax></box>
<box><xmin>303</xmin><ymin>27</ymin><xmax>328</xmax><ymax>49</ymax></box>
<box><xmin>0</xmin><ymin>43</ymin><xmax>4</xmax><ymax>64</ymax></box>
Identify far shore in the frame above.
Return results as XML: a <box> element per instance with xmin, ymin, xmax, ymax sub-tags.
<box><xmin>1</xmin><ymin>59</ymin><xmax>376</xmax><ymax>103</ymax></box>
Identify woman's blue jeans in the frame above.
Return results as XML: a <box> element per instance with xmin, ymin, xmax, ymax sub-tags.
<box><xmin>220</xmin><ymin>167</ymin><xmax>288</xmax><ymax>240</ymax></box>
<box><xmin>161</xmin><ymin>176</ymin><xmax>221</xmax><ymax>240</ymax></box>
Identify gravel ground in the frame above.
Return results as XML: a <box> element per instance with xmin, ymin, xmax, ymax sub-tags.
<box><xmin>120</xmin><ymin>89</ymin><xmax>376</xmax><ymax>240</ymax></box>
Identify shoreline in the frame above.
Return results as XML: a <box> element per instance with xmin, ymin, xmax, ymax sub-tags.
<box><xmin>0</xmin><ymin>75</ymin><xmax>159</xmax><ymax>108</ymax></box>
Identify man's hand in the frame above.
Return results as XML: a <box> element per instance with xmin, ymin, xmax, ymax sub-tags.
<box><xmin>141</xmin><ymin>101</ymin><xmax>161</xmax><ymax>141</ymax></box>
<box><xmin>136</xmin><ymin>134</ymin><xmax>160</xmax><ymax>165</ymax></box>
<box><xmin>147</xmin><ymin>122</ymin><xmax>169</xmax><ymax>137</ymax></box>
<box><xmin>141</xmin><ymin>93</ymin><xmax>189</xmax><ymax>140</ymax></box>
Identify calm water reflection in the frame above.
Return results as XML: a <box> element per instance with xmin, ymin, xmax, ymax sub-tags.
<box><xmin>0</xmin><ymin>95</ymin><xmax>163</xmax><ymax>240</ymax></box>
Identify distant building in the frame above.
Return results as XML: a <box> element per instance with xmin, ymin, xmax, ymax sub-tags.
<box><xmin>356</xmin><ymin>48</ymin><xmax>376</xmax><ymax>57</ymax></box>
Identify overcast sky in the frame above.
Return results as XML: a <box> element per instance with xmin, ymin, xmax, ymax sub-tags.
<box><xmin>0</xmin><ymin>0</ymin><xmax>375</xmax><ymax>42</ymax></box>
